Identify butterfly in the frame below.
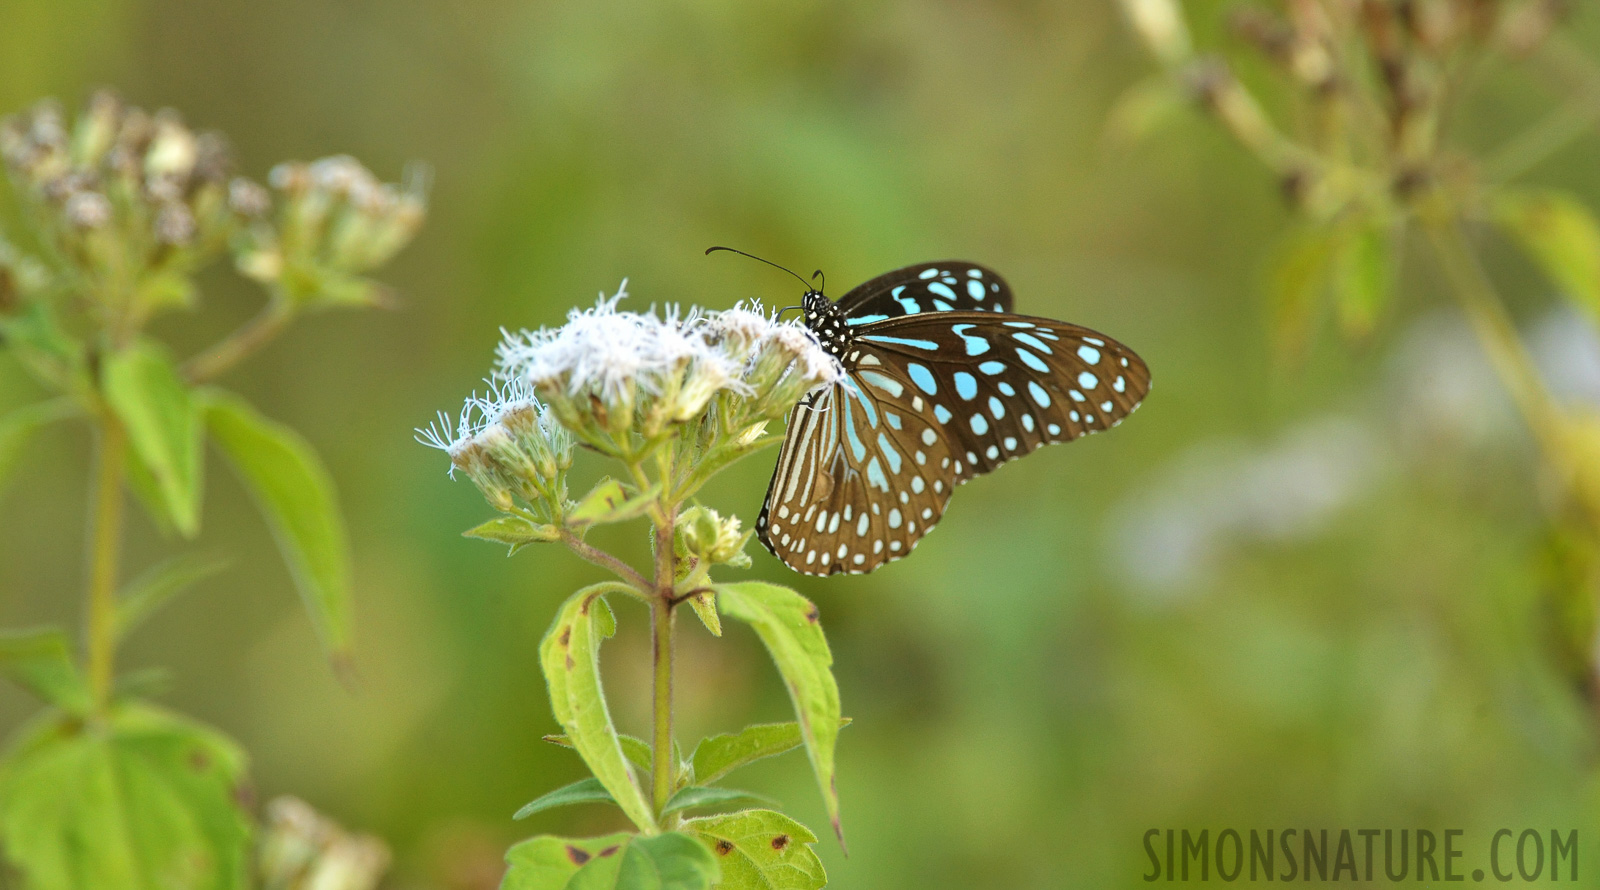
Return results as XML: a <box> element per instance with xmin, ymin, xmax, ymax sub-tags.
<box><xmin>747</xmin><ymin>258</ymin><xmax>1151</xmax><ymax>576</ymax></box>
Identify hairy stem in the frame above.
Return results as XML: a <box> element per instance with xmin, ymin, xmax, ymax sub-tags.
<box><xmin>559</xmin><ymin>530</ymin><xmax>652</xmax><ymax>594</ymax></box>
<box><xmin>85</xmin><ymin>413</ymin><xmax>127</xmax><ymax>716</ymax></box>
<box><xmin>650</xmin><ymin>500</ymin><xmax>678</xmax><ymax>820</ymax></box>
<box><xmin>183</xmin><ymin>298</ymin><xmax>295</xmax><ymax>383</ymax></box>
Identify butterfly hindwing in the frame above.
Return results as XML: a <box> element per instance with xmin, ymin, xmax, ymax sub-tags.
<box><xmin>756</xmin><ymin>377</ymin><xmax>958</xmax><ymax>574</ymax></box>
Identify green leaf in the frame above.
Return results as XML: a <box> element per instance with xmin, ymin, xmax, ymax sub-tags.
<box><xmin>465</xmin><ymin>515</ymin><xmax>561</xmax><ymax>553</ymax></box>
<box><xmin>0</xmin><ymin>398</ymin><xmax>78</xmax><ymax>497</ymax></box>
<box><xmin>1265</xmin><ymin>228</ymin><xmax>1334</xmax><ymax>365</ymax></box>
<box><xmin>685</xmin><ymin>591</ymin><xmax>721</xmax><ymax>637</ymax></box>
<box><xmin>103</xmin><ymin>341</ymin><xmax>203</xmax><ymax>538</ymax></box>
<box><xmin>661</xmin><ymin>786</ymin><xmax>778</xmax><ymax>816</ymax></box>
<box><xmin>201</xmin><ymin>389</ymin><xmax>350</xmax><ymax>656</ymax></box>
<box><xmin>502</xmin><ymin>832</ymin><xmax>718</xmax><ymax>890</ymax></box>
<box><xmin>0</xmin><ymin>298</ymin><xmax>83</xmax><ymax>390</ymax></box>
<box><xmin>689</xmin><ymin>719</ymin><xmax>850</xmax><ymax>788</ymax></box>
<box><xmin>125</xmin><ymin>445</ymin><xmax>179</xmax><ymax>538</ymax></box>
<box><xmin>540</xmin><ymin>584</ymin><xmax>656</xmax><ymax>833</ymax></box>
<box><xmin>1330</xmin><ymin>219</ymin><xmax>1395</xmax><ymax>341</ymax></box>
<box><xmin>514</xmin><ymin>777</ymin><xmax>617</xmax><ymax>820</ymax></box>
<box><xmin>115</xmin><ymin>554</ymin><xmax>229</xmax><ymax>641</ymax></box>
<box><xmin>0</xmin><ymin>704</ymin><xmax>253</xmax><ymax>890</ymax></box>
<box><xmin>1495</xmin><ymin>189</ymin><xmax>1600</xmax><ymax>322</ymax></box>
<box><xmin>505</xmin><ymin>832</ymin><xmax>720</xmax><ymax>890</ymax></box>
<box><xmin>543</xmin><ymin>732</ymin><xmax>654</xmax><ymax>775</ymax></box>
<box><xmin>685</xmin><ymin>810</ymin><xmax>825</xmax><ymax>890</ymax></box>
<box><xmin>570</xmin><ymin>477</ymin><xmax>659</xmax><ymax>528</ymax></box>
<box><xmin>115</xmin><ymin>667</ymin><xmax>175</xmax><ymax>701</ymax></box>
<box><xmin>0</xmin><ymin>628</ymin><xmax>91</xmax><ymax>714</ymax></box>
<box><xmin>713</xmin><ymin>582</ymin><xmax>843</xmax><ymax>847</ymax></box>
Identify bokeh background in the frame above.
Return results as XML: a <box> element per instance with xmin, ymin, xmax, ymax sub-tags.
<box><xmin>2</xmin><ymin>1</ymin><xmax>1599</xmax><ymax>887</ymax></box>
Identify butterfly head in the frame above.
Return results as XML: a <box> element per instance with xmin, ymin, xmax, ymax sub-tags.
<box><xmin>801</xmin><ymin>288</ymin><xmax>851</xmax><ymax>358</ymax></box>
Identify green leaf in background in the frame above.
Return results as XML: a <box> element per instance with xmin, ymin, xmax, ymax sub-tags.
<box><xmin>514</xmin><ymin>777</ymin><xmax>617</xmax><ymax>820</ymax></box>
<box><xmin>543</xmin><ymin>732</ymin><xmax>654</xmax><ymax>775</ymax></box>
<box><xmin>103</xmin><ymin>341</ymin><xmax>203</xmax><ymax>538</ymax></box>
<box><xmin>685</xmin><ymin>590</ymin><xmax>721</xmax><ymax>637</ymax></box>
<box><xmin>1331</xmin><ymin>219</ymin><xmax>1395</xmax><ymax>341</ymax></box>
<box><xmin>1265</xmin><ymin>227</ymin><xmax>1335</xmax><ymax>364</ymax></box>
<box><xmin>660</xmin><ymin>786</ymin><xmax>778</xmax><ymax>816</ymax></box>
<box><xmin>684</xmin><ymin>810</ymin><xmax>825</xmax><ymax>890</ymax></box>
<box><xmin>0</xmin><ymin>398</ymin><xmax>78</xmax><ymax>497</ymax></box>
<box><xmin>201</xmin><ymin>389</ymin><xmax>350</xmax><ymax>657</ymax></box>
<box><xmin>1494</xmin><ymin>189</ymin><xmax>1600</xmax><ymax>322</ymax></box>
<box><xmin>502</xmin><ymin>832</ymin><xmax>717</xmax><ymax>890</ymax></box>
<box><xmin>125</xmin><ymin>446</ymin><xmax>180</xmax><ymax>539</ymax></box>
<box><xmin>0</xmin><ymin>628</ymin><xmax>91</xmax><ymax>713</ymax></box>
<box><xmin>712</xmin><ymin>582</ymin><xmax>843</xmax><ymax>847</ymax></box>
<box><xmin>569</xmin><ymin>477</ymin><xmax>659</xmax><ymax>527</ymax></box>
<box><xmin>464</xmin><ymin>515</ymin><xmax>561</xmax><ymax>552</ymax></box>
<box><xmin>540</xmin><ymin>584</ymin><xmax>656</xmax><ymax>833</ymax></box>
<box><xmin>114</xmin><ymin>554</ymin><xmax>230</xmax><ymax>641</ymax></box>
<box><xmin>689</xmin><ymin>719</ymin><xmax>850</xmax><ymax>788</ymax></box>
<box><xmin>0</xmin><ymin>704</ymin><xmax>252</xmax><ymax>890</ymax></box>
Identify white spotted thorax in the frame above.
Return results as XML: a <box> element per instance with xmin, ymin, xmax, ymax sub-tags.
<box><xmin>756</xmin><ymin>260</ymin><xmax>1151</xmax><ymax>576</ymax></box>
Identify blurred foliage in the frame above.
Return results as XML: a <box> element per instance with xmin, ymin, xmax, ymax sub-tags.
<box><xmin>0</xmin><ymin>0</ymin><xmax>1599</xmax><ymax>888</ymax></box>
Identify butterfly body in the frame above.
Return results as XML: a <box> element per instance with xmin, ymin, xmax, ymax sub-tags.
<box><xmin>757</xmin><ymin>261</ymin><xmax>1149</xmax><ymax>576</ymax></box>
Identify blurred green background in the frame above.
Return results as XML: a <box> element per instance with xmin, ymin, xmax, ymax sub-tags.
<box><xmin>2</xmin><ymin>0</ymin><xmax>1598</xmax><ymax>886</ymax></box>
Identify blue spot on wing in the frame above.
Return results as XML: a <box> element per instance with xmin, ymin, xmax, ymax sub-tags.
<box><xmin>862</xmin><ymin>334</ymin><xmax>940</xmax><ymax>350</ymax></box>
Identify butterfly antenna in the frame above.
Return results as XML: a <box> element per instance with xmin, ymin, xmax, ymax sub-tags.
<box><xmin>706</xmin><ymin>246</ymin><xmax>817</xmax><ymax>293</ymax></box>
<box><xmin>811</xmin><ymin>269</ymin><xmax>825</xmax><ymax>293</ymax></box>
<box><xmin>775</xmin><ymin>305</ymin><xmax>803</xmax><ymax>321</ymax></box>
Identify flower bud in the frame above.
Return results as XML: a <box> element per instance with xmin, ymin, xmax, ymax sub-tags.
<box><xmin>71</xmin><ymin>90</ymin><xmax>121</xmax><ymax>168</ymax></box>
<box><xmin>676</xmin><ymin>505</ymin><xmax>752</xmax><ymax>569</ymax></box>
<box><xmin>226</xmin><ymin>177</ymin><xmax>270</xmax><ymax>218</ymax></box>
<box><xmin>154</xmin><ymin>202</ymin><xmax>197</xmax><ymax>245</ymax></box>
<box><xmin>1120</xmin><ymin>0</ymin><xmax>1192</xmax><ymax>66</ymax></box>
<box><xmin>144</xmin><ymin>110</ymin><xmax>197</xmax><ymax>185</ymax></box>
<box><xmin>258</xmin><ymin>796</ymin><xmax>390</xmax><ymax>890</ymax></box>
<box><xmin>63</xmin><ymin>191</ymin><xmax>112</xmax><ymax>229</ymax></box>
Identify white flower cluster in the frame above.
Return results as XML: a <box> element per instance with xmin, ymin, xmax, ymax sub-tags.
<box><xmin>416</xmin><ymin>375</ymin><xmax>574</xmax><ymax>512</ymax></box>
<box><xmin>421</xmin><ymin>285</ymin><xmax>843</xmax><ymax>516</ymax></box>
<box><xmin>494</xmin><ymin>284</ymin><xmax>843</xmax><ymax>439</ymax></box>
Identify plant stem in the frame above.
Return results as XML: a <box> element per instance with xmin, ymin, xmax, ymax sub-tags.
<box><xmin>558</xmin><ymin>530</ymin><xmax>652</xmax><ymax>594</ymax></box>
<box><xmin>84</xmin><ymin>413</ymin><xmax>127</xmax><ymax>716</ymax></box>
<box><xmin>650</xmin><ymin>595</ymin><xmax>676</xmax><ymax>818</ymax></box>
<box><xmin>182</xmin><ymin>298</ymin><xmax>295</xmax><ymax>384</ymax></box>
<box><xmin>1424</xmin><ymin>219</ymin><xmax>1570</xmax><ymax>469</ymax></box>
<box><xmin>650</xmin><ymin>505</ymin><xmax>677</xmax><ymax>820</ymax></box>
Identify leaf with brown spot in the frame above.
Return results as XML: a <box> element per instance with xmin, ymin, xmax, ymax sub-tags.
<box><xmin>539</xmin><ymin>583</ymin><xmax>655</xmax><ymax>833</ymax></box>
<box><xmin>502</xmin><ymin>831</ymin><xmax>718</xmax><ymax>890</ymax></box>
<box><xmin>0</xmin><ymin>704</ymin><xmax>252</xmax><ymax>889</ymax></box>
<box><xmin>685</xmin><ymin>810</ymin><xmax>825</xmax><ymax>890</ymax></box>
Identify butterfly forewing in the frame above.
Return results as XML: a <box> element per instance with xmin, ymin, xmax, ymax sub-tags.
<box><xmin>854</xmin><ymin>313</ymin><xmax>1150</xmax><ymax>477</ymax></box>
<box><xmin>834</xmin><ymin>261</ymin><xmax>1013</xmax><ymax>322</ymax></box>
